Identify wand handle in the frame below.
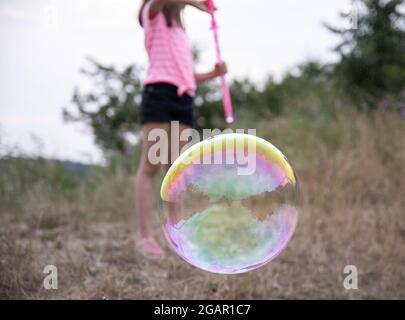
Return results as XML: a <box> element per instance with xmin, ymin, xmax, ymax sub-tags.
<box><xmin>207</xmin><ymin>0</ymin><xmax>234</xmax><ymax>124</ymax></box>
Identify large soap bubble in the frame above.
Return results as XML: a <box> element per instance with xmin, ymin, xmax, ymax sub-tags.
<box><xmin>160</xmin><ymin>133</ymin><xmax>298</xmax><ymax>274</ymax></box>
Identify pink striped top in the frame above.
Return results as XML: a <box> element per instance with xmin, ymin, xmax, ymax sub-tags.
<box><xmin>142</xmin><ymin>3</ymin><xmax>196</xmax><ymax>96</ymax></box>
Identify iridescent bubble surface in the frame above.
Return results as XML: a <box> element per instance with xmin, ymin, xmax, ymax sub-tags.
<box><xmin>160</xmin><ymin>133</ymin><xmax>298</xmax><ymax>274</ymax></box>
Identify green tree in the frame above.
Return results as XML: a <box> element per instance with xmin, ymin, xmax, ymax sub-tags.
<box><xmin>327</xmin><ymin>0</ymin><xmax>405</xmax><ymax>108</ymax></box>
<box><xmin>63</xmin><ymin>58</ymin><xmax>143</xmax><ymax>157</ymax></box>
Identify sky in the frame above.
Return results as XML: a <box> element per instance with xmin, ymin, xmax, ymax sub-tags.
<box><xmin>0</xmin><ymin>0</ymin><xmax>354</xmax><ymax>164</ymax></box>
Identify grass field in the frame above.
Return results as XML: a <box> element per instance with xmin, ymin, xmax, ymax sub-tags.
<box><xmin>1</xmin><ymin>112</ymin><xmax>404</xmax><ymax>299</ymax></box>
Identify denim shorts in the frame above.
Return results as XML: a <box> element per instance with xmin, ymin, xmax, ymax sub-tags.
<box><xmin>140</xmin><ymin>83</ymin><xmax>195</xmax><ymax>127</ymax></box>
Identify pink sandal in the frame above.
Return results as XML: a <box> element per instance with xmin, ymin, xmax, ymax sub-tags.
<box><xmin>136</xmin><ymin>237</ymin><xmax>166</xmax><ymax>259</ymax></box>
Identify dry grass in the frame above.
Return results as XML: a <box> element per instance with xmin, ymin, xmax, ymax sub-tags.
<box><xmin>0</xmin><ymin>113</ymin><xmax>404</xmax><ymax>299</ymax></box>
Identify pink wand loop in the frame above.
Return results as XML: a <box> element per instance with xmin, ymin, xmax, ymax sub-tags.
<box><xmin>207</xmin><ymin>0</ymin><xmax>234</xmax><ymax>124</ymax></box>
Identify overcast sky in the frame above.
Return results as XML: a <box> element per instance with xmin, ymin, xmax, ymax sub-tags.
<box><xmin>0</xmin><ymin>0</ymin><xmax>353</xmax><ymax>163</ymax></box>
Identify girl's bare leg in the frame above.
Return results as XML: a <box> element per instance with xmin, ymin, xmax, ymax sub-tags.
<box><xmin>135</xmin><ymin>123</ymin><xmax>170</xmax><ymax>257</ymax></box>
<box><xmin>166</xmin><ymin>123</ymin><xmax>193</xmax><ymax>225</ymax></box>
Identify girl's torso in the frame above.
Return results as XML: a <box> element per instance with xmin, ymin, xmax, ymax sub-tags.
<box><xmin>142</xmin><ymin>3</ymin><xmax>196</xmax><ymax>97</ymax></box>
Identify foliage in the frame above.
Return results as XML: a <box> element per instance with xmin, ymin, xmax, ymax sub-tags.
<box><xmin>64</xmin><ymin>0</ymin><xmax>405</xmax><ymax>156</ymax></box>
<box><xmin>63</xmin><ymin>59</ymin><xmax>143</xmax><ymax>157</ymax></box>
<box><xmin>326</xmin><ymin>0</ymin><xmax>405</xmax><ymax>107</ymax></box>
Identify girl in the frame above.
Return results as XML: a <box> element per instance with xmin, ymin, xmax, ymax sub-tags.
<box><xmin>135</xmin><ymin>0</ymin><xmax>227</xmax><ymax>258</ymax></box>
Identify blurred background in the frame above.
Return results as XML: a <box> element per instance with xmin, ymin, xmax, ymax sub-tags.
<box><xmin>0</xmin><ymin>0</ymin><xmax>404</xmax><ymax>299</ymax></box>
<box><xmin>1</xmin><ymin>0</ymin><xmax>360</xmax><ymax>162</ymax></box>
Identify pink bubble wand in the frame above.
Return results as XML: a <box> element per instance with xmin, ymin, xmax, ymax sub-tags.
<box><xmin>206</xmin><ymin>0</ymin><xmax>234</xmax><ymax>124</ymax></box>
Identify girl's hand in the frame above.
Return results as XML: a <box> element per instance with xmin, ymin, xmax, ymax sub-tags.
<box><xmin>214</xmin><ymin>62</ymin><xmax>227</xmax><ymax>77</ymax></box>
<box><xmin>194</xmin><ymin>62</ymin><xmax>227</xmax><ymax>84</ymax></box>
<box><xmin>190</xmin><ymin>0</ymin><xmax>215</xmax><ymax>14</ymax></box>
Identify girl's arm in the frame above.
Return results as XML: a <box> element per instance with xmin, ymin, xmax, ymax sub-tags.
<box><xmin>150</xmin><ymin>0</ymin><xmax>211</xmax><ymax>17</ymax></box>
<box><xmin>195</xmin><ymin>62</ymin><xmax>227</xmax><ymax>84</ymax></box>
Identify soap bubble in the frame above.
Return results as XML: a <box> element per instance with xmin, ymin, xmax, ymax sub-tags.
<box><xmin>160</xmin><ymin>133</ymin><xmax>298</xmax><ymax>274</ymax></box>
